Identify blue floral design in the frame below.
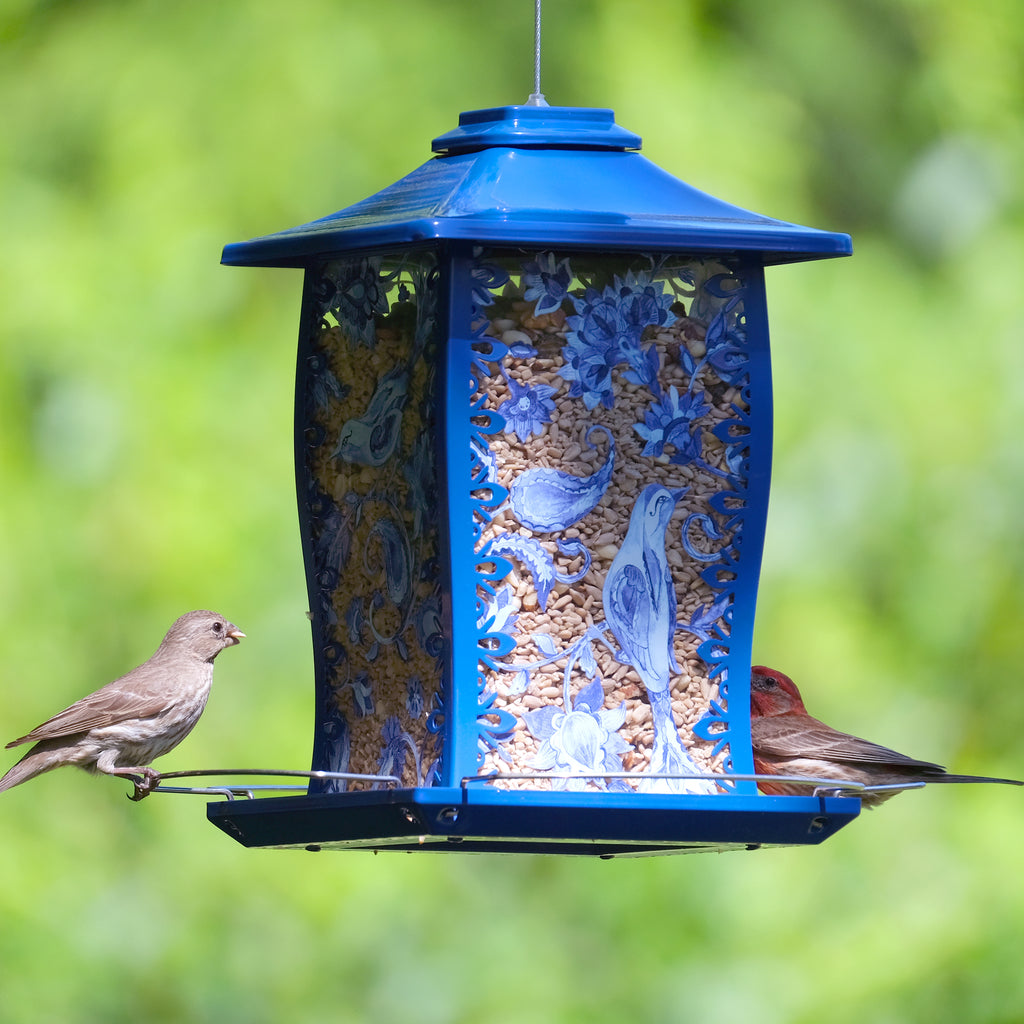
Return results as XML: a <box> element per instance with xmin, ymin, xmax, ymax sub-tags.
<box><xmin>634</xmin><ymin>386</ymin><xmax>710</xmax><ymax>464</ymax></box>
<box><xmin>508</xmin><ymin>669</ymin><xmax>530</xmax><ymax>697</ymax></box>
<box><xmin>378</xmin><ymin>715</ymin><xmax>421</xmax><ymax>781</ymax></box>
<box><xmin>619</xmin><ymin>342</ymin><xmax>662</xmax><ymax>392</ymax></box>
<box><xmin>349</xmin><ymin>672</ymin><xmax>374</xmax><ymax>717</ymax></box>
<box><xmin>505</xmin><ymin>338</ymin><xmax>538</xmax><ymax>360</ymax></box>
<box><xmin>617</xmin><ymin>271</ymin><xmax>676</xmax><ymax>332</ymax></box>
<box><xmin>522</xmin><ymin>677</ymin><xmax>630</xmax><ymax>791</ymax></box>
<box><xmin>306</xmin><ymin>352</ymin><xmax>348</xmax><ymax>412</ymax></box>
<box><xmin>498</xmin><ymin>375</ymin><xmax>558</xmax><ymax>442</ymax></box>
<box><xmin>406</xmin><ymin>677</ymin><xmax>425</xmax><ymax>718</ymax></box>
<box><xmin>522</xmin><ymin>252</ymin><xmax>572</xmax><ymax>314</ymax></box>
<box><xmin>311</xmin><ymin>496</ymin><xmax>349</xmax><ymax>598</ymax></box>
<box><xmin>679</xmin><ymin>593</ymin><xmax>732</xmax><ymax>643</ymax></box>
<box><xmin>560</xmin><ymin>272</ymin><xmax>676</xmax><ymax>407</ymax></box>
<box><xmin>573</xmin><ymin>287</ymin><xmax>624</xmax><ymax>345</ymax></box>
<box><xmin>328</xmin><ymin>257</ymin><xmax>389</xmax><ymax>348</ymax></box>
<box><xmin>560</xmin><ymin>329</ymin><xmax>619</xmax><ymax>410</ymax></box>
<box><xmin>498</xmin><ymin>536</ymin><xmax>558</xmax><ymax>609</ymax></box>
<box><xmin>704</xmin><ymin>297</ymin><xmax>746</xmax><ymax>384</ymax></box>
<box><xmin>615</xmin><ymin>271</ymin><xmax>676</xmax><ymax>390</ymax></box>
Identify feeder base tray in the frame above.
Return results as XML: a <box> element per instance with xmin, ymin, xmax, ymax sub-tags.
<box><xmin>207</xmin><ymin>787</ymin><xmax>859</xmax><ymax>856</ymax></box>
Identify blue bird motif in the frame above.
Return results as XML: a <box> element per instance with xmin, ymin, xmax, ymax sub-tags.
<box><xmin>332</xmin><ymin>364</ymin><xmax>409</xmax><ymax>467</ymax></box>
<box><xmin>602</xmin><ymin>483</ymin><xmax>717</xmax><ymax>794</ymax></box>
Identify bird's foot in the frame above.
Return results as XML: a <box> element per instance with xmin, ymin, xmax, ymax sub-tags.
<box><xmin>127</xmin><ymin>777</ymin><xmax>161</xmax><ymax>801</ymax></box>
<box><xmin>113</xmin><ymin>766</ymin><xmax>161</xmax><ymax>802</ymax></box>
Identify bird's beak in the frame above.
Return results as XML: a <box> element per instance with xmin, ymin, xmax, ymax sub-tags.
<box><xmin>227</xmin><ymin>628</ymin><xmax>246</xmax><ymax>644</ymax></box>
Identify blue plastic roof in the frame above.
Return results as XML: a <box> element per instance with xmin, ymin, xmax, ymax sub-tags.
<box><xmin>222</xmin><ymin>105</ymin><xmax>852</xmax><ymax>268</ymax></box>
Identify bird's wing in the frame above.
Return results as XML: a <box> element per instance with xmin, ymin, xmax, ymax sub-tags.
<box><xmin>6</xmin><ymin>682</ymin><xmax>173</xmax><ymax>748</ymax></box>
<box><xmin>605</xmin><ymin>563</ymin><xmax>652</xmax><ymax>671</ymax></box>
<box><xmin>751</xmin><ymin>714</ymin><xmax>947</xmax><ymax>773</ymax></box>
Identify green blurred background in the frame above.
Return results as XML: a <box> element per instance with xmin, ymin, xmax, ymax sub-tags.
<box><xmin>2</xmin><ymin>1</ymin><xmax>1023</xmax><ymax>1021</ymax></box>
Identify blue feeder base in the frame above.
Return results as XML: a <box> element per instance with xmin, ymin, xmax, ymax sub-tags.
<box><xmin>207</xmin><ymin>788</ymin><xmax>860</xmax><ymax>856</ymax></box>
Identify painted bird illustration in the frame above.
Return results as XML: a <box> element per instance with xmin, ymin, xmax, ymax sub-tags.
<box><xmin>603</xmin><ymin>483</ymin><xmax>716</xmax><ymax>794</ymax></box>
<box><xmin>332</xmin><ymin>364</ymin><xmax>409</xmax><ymax>467</ymax></box>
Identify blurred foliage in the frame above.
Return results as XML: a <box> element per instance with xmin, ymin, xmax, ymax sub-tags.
<box><xmin>1</xmin><ymin>1</ymin><xmax>1023</xmax><ymax>1021</ymax></box>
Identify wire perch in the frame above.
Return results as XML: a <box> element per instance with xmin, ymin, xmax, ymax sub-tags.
<box><xmin>460</xmin><ymin>771</ymin><xmax>926</xmax><ymax>801</ymax></box>
<box><xmin>127</xmin><ymin>768</ymin><xmax>401</xmax><ymax>801</ymax></box>
<box><xmin>126</xmin><ymin>768</ymin><xmax>924</xmax><ymax>803</ymax></box>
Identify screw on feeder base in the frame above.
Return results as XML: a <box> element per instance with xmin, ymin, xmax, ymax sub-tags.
<box><xmin>437</xmin><ymin>806</ymin><xmax>460</xmax><ymax>825</ymax></box>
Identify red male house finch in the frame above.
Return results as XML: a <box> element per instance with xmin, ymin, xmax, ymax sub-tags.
<box><xmin>750</xmin><ymin>666</ymin><xmax>1022</xmax><ymax>807</ymax></box>
<box><xmin>1</xmin><ymin>610</ymin><xmax>243</xmax><ymax>800</ymax></box>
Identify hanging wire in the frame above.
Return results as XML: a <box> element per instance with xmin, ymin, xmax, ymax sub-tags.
<box><xmin>525</xmin><ymin>0</ymin><xmax>548</xmax><ymax>106</ymax></box>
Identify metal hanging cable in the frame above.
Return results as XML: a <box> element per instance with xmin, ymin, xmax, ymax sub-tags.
<box><xmin>526</xmin><ymin>0</ymin><xmax>548</xmax><ymax>106</ymax></box>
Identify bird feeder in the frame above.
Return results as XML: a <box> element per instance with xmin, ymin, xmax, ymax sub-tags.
<box><xmin>211</xmin><ymin>104</ymin><xmax>859</xmax><ymax>855</ymax></box>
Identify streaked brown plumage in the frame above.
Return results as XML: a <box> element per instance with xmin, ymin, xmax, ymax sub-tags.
<box><xmin>1</xmin><ymin>610</ymin><xmax>243</xmax><ymax>800</ymax></box>
<box><xmin>750</xmin><ymin>665</ymin><xmax>1023</xmax><ymax>808</ymax></box>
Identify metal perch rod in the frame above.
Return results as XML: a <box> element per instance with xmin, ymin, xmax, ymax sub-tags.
<box><xmin>461</xmin><ymin>771</ymin><xmax>926</xmax><ymax>798</ymax></box>
<box><xmin>137</xmin><ymin>769</ymin><xmax>924</xmax><ymax>802</ymax></box>
<box><xmin>142</xmin><ymin>768</ymin><xmax>401</xmax><ymax>800</ymax></box>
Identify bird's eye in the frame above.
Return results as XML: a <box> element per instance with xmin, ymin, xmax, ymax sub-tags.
<box><xmin>212</xmin><ymin>621</ymin><xmax>223</xmax><ymax>633</ymax></box>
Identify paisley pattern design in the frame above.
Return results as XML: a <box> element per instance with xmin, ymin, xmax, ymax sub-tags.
<box><xmin>507</xmin><ymin>426</ymin><xmax>615</xmax><ymax>532</ymax></box>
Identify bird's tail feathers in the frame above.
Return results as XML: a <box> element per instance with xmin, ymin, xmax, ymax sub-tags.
<box><xmin>0</xmin><ymin>743</ymin><xmax>64</xmax><ymax>793</ymax></box>
<box><xmin>935</xmin><ymin>773</ymin><xmax>1023</xmax><ymax>787</ymax></box>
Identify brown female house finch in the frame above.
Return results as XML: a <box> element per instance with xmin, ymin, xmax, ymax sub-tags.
<box><xmin>1</xmin><ymin>610</ymin><xmax>243</xmax><ymax>800</ymax></box>
<box><xmin>750</xmin><ymin>666</ymin><xmax>1023</xmax><ymax>808</ymax></box>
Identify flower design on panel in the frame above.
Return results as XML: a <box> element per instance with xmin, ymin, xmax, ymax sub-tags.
<box><xmin>470</xmin><ymin>251</ymin><xmax>751</xmax><ymax>793</ymax></box>
<box><xmin>300</xmin><ymin>253</ymin><xmax>445</xmax><ymax>791</ymax></box>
